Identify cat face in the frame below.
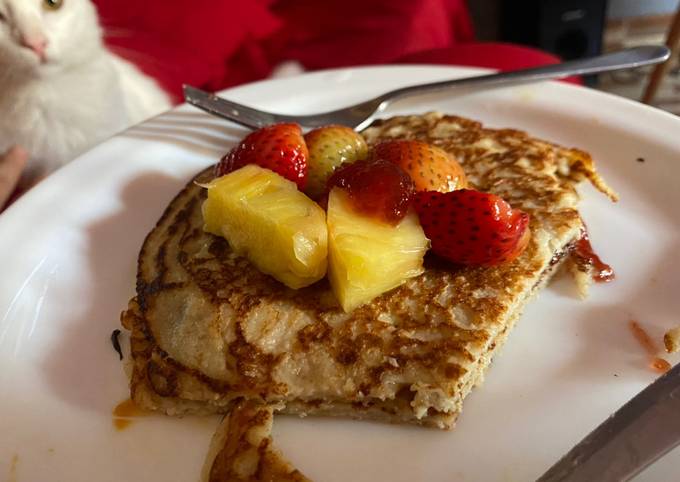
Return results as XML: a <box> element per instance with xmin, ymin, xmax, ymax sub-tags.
<box><xmin>0</xmin><ymin>0</ymin><xmax>102</xmax><ymax>75</ymax></box>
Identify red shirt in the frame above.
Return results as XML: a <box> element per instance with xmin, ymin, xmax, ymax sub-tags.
<box><xmin>93</xmin><ymin>0</ymin><xmax>474</xmax><ymax>101</ymax></box>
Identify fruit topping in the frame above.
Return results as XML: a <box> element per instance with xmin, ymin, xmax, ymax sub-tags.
<box><xmin>204</xmin><ymin>124</ymin><xmax>530</xmax><ymax>309</ymax></box>
<box><xmin>203</xmin><ymin>165</ymin><xmax>327</xmax><ymax>289</ymax></box>
<box><xmin>326</xmin><ymin>159</ymin><xmax>414</xmax><ymax>224</ymax></box>
<box><xmin>371</xmin><ymin>140</ymin><xmax>468</xmax><ymax>192</ymax></box>
<box><xmin>572</xmin><ymin>229</ymin><xmax>614</xmax><ymax>283</ymax></box>
<box><xmin>413</xmin><ymin>189</ymin><xmax>531</xmax><ymax>266</ymax></box>
<box><xmin>304</xmin><ymin>125</ymin><xmax>368</xmax><ymax>199</ymax></box>
<box><xmin>327</xmin><ymin>187</ymin><xmax>429</xmax><ymax>312</ymax></box>
<box><xmin>215</xmin><ymin>123</ymin><xmax>308</xmax><ymax>190</ymax></box>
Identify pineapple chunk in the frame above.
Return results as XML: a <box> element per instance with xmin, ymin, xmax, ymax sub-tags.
<box><xmin>327</xmin><ymin>188</ymin><xmax>429</xmax><ymax>312</ymax></box>
<box><xmin>202</xmin><ymin>165</ymin><xmax>327</xmax><ymax>289</ymax></box>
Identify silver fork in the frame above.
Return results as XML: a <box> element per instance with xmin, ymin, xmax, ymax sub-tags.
<box><xmin>184</xmin><ymin>45</ymin><xmax>669</xmax><ymax>131</ymax></box>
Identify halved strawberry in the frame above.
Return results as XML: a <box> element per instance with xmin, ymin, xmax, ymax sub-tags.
<box><xmin>327</xmin><ymin>159</ymin><xmax>414</xmax><ymax>224</ymax></box>
<box><xmin>304</xmin><ymin>125</ymin><xmax>368</xmax><ymax>199</ymax></box>
<box><xmin>372</xmin><ymin>140</ymin><xmax>467</xmax><ymax>193</ymax></box>
<box><xmin>413</xmin><ymin>189</ymin><xmax>530</xmax><ymax>266</ymax></box>
<box><xmin>215</xmin><ymin>123</ymin><xmax>308</xmax><ymax>190</ymax></box>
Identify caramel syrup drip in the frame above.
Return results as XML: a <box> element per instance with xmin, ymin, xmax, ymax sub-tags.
<box><xmin>573</xmin><ymin>230</ymin><xmax>614</xmax><ymax>283</ymax></box>
<box><xmin>629</xmin><ymin>320</ymin><xmax>671</xmax><ymax>374</ymax></box>
<box><xmin>651</xmin><ymin>358</ymin><xmax>672</xmax><ymax>374</ymax></box>
<box><xmin>113</xmin><ymin>419</ymin><xmax>133</xmax><ymax>431</ymax></box>
<box><xmin>112</xmin><ymin>399</ymin><xmax>148</xmax><ymax>431</ymax></box>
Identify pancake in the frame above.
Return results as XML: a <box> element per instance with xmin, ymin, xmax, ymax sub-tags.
<box><xmin>200</xmin><ymin>400</ymin><xmax>309</xmax><ymax>482</ymax></box>
<box><xmin>121</xmin><ymin>112</ymin><xmax>615</xmax><ymax>429</ymax></box>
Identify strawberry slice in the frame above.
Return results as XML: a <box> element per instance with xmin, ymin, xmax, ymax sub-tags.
<box><xmin>215</xmin><ymin>123</ymin><xmax>308</xmax><ymax>190</ymax></box>
<box><xmin>371</xmin><ymin>140</ymin><xmax>467</xmax><ymax>193</ymax></box>
<box><xmin>304</xmin><ymin>125</ymin><xmax>368</xmax><ymax>200</ymax></box>
<box><xmin>327</xmin><ymin>159</ymin><xmax>415</xmax><ymax>224</ymax></box>
<box><xmin>413</xmin><ymin>189</ymin><xmax>531</xmax><ymax>266</ymax></box>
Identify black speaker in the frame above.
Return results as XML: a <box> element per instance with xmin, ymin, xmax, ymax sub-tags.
<box><xmin>500</xmin><ymin>0</ymin><xmax>608</xmax><ymax>60</ymax></box>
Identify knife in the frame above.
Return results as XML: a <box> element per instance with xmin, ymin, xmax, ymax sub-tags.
<box><xmin>537</xmin><ymin>362</ymin><xmax>680</xmax><ymax>481</ymax></box>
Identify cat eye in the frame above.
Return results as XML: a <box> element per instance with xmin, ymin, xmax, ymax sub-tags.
<box><xmin>43</xmin><ymin>0</ymin><xmax>64</xmax><ymax>11</ymax></box>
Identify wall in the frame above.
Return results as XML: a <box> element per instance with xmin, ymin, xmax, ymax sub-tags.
<box><xmin>468</xmin><ymin>0</ymin><xmax>501</xmax><ymax>40</ymax></box>
<box><xmin>607</xmin><ymin>0</ymin><xmax>679</xmax><ymax>19</ymax></box>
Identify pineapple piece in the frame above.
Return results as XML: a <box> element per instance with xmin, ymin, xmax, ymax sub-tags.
<box><xmin>202</xmin><ymin>165</ymin><xmax>327</xmax><ymax>289</ymax></box>
<box><xmin>327</xmin><ymin>188</ymin><xmax>429</xmax><ymax>312</ymax></box>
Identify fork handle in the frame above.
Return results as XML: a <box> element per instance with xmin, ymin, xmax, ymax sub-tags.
<box><xmin>383</xmin><ymin>45</ymin><xmax>670</xmax><ymax>104</ymax></box>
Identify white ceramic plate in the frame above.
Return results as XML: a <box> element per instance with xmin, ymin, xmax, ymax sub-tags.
<box><xmin>1</xmin><ymin>66</ymin><xmax>679</xmax><ymax>482</ymax></box>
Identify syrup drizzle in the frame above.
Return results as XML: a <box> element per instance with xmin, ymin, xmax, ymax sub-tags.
<box><xmin>573</xmin><ymin>229</ymin><xmax>614</xmax><ymax>283</ymax></box>
<box><xmin>112</xmin><ymin>399</ymin><xmax>148</xmax><ymax>431</ymax></box>
<box><xmin>629</xmin><ymin>320</ymin><xmax>671</xmax><ymax>374</ymax></box>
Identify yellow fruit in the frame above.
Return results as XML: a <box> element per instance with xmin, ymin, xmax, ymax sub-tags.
<box><xmin>326</xmin><ymin>188</ymin><xmax>429</xmax><ymax>312</ymax></box>
<box><xmin>202</xmin><ymin>165</ymin><xmax>327</xmax><ymax>289</ymax></box>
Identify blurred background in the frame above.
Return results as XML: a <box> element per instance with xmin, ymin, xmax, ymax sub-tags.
<box><xmin>470</xmin><ymin>0</ymin><xmax>680</xmax><ymax>114</ymax></box>
<box><xmin>98</xmin><ymin>0</ymin><xmax>680</xmax><ymax>114</ymax></box>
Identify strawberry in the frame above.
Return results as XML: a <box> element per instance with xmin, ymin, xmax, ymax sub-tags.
<box><xmin>371</xmin><ymin>140</ymin><xmax>467</xmax><ymax>193</ymax></box>
<box><xmin>215</xmin><ymin>123</ymin><xmax>308</xmax><ymax>190</ymax></box>
<box><xmin>303</xmin><ymin>125</ymin><xmax>368</xmax><ymax>199</ymax></box>
<box><xmin>327</xmin><ymin>159</ymin><xmax>414</xmax><ymax>224</ymax></box>
<box><xmin>413</xmin><ymin>189</ymin><xmax>530</xmax><ymax>266</ymax></box>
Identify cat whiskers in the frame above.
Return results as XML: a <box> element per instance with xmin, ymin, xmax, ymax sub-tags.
<box><xmin>106</xmin><ymin>45</ymin><xmax>167</xmax><ymax>70</ymax></box>
<box><xmin>100</xmin><ymin>26</ymin><xmax>137</xmax><ymax>39</ymax></box>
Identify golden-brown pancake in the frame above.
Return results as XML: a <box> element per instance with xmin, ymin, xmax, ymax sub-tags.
<box><xmin>201</xmin><ymin>400</ymin><xmax>309</xmax><ymax>482</ymax></box>
<box><xmin>121</xmin><ymin>112</ymin><xmax>614</xmax><ymax>429</ymax></box>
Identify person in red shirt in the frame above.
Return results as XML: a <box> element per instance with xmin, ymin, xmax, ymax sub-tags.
<box><xmin>95</xmin><ymin>0</ymin><xmax>475</xmax><ymax>101</ymax></box>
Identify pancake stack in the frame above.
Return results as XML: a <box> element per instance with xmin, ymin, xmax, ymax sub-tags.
<box><xmin>121</xmin><ymin>112</ymin><xmax>615</xmax><ymax>434</ymax></box>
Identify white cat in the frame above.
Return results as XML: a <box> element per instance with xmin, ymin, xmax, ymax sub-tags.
<box><xmin>0</xmin><ymin>0</ymin><xmax>171</xmax><ymax>178</ymax></box>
